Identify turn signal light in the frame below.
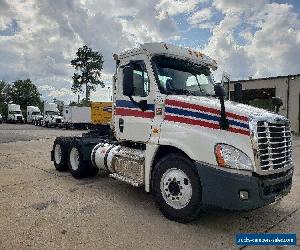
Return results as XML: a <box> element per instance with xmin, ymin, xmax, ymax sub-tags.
<box><xmin>215</xmin><ymin>144</ymin><xmax>226</xmax><ymax>167</ymax></box>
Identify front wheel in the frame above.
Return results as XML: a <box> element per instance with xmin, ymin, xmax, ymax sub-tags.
<box><xmin>152</xmin><ymin>154</ymin><xmax>202</xmax><ymax>223</ymax></box>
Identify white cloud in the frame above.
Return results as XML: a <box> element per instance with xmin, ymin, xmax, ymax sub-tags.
<box><xmin>1</xmin><ymin>0</ymin><xmax>300</xmax><ymax>101</ymax></box>
<box><xmin>212</xmin><ymin>0</ymin><xmax>269</xmax><ymax>14</ymax></box>
<box><xmin>156</xmin><ymin>0</ymin><xmax>199</xmax><ymax>16</ymax></box>
<box><xmin>188</xmin><ymin>8</ymin><xmax>213</xmax><ymax>25</ymax></box>
<box><xmin>0</xmin><ymin>0</ymin><xmax>179</xmax><ymax>102</ymax></box>
<box><xmin>0</xmin><ymin>0</ymin><xmax>12</xmax><ymax>29</ymax></box>
<box><xmin>203</xmin><ymin>2</ymin><xmax>300</xmax><ymax>80</ymax></box>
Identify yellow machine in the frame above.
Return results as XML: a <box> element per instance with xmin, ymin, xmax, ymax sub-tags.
<box><xmin>91</xmin><ymin>102</ymin><xmax>112</xmax><ymax>125</ymax></box>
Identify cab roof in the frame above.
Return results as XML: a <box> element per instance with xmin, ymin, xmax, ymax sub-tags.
<box><xmin>118</xmin><ymin>42</ymin><xmax>217</xmax><ymax>71</ymax></box>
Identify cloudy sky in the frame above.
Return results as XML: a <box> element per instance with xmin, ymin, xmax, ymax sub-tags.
<box><xmin>0</xmin><ymin>0</ymin><xmax>300</xmax><ymax>103</ymax></box>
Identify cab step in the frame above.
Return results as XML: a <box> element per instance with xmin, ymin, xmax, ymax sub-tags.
<box><xmin>109</xmin><ymin>173</ymin><xmax>143</xmax><ymax>187</ymax></box>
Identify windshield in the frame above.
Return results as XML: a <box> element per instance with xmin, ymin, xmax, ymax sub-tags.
<box><xmin>46</xmin><ymin>111</ymin><xmax>58</xmax><ymax>116</ymax></box>
<box><xmin>10</xmin><ymin>111</ymin><xmax>21</xmax><ymax>114</ymax></box>
<box><xmin>153</xmin><ymin>56</ymin><xmax>215</xmax><ymax>96</ymax></box>
<box><xmin>32</xmin><ymin>112</ymin><xmax>41</xmax><ymax>115</ymax></box>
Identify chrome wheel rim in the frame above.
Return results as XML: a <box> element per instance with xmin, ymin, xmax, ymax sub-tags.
<box><xmin>70</xmin><ymin>147</ymin><xmax>80</xmax><ymax>171</ymax></box>
<box><xmin>160</xmin><ymin>168</ymin><xmax>192</xmax><ymax>210</ymax></box>
<box><xmin>54</xmin><ymin>144</ymin><xmax>62</xmax><ymax>164</ymax></box>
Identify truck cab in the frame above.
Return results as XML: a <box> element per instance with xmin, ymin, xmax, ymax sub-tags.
<box><xmin>43</xmin><ymin>102</ymin><xmax>63</xmax><ymax>127</ymax></box>
<box><xmin>7</xmin><ymin>104</ymin><xmax>24</xmax><ymax>123</ymax></box>
<box><xmin>51</xmin><ymin>43</ymin><xmax>293</xmax><ymax>222</ymax></box>
<box><xmin>27</xmin><ymin>106</ymin><xmax>43</xmax><ymax>125</ymax></box>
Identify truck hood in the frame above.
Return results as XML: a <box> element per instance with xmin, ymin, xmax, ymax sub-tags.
<box><xmin>14</xmin><ymin>114</ymin><xmax>23</xmax><ymax>118</ymax></box>
<box><xmin>166</xmin><ymin>95</ymin><xmax>285</xmax><ymax>121</ymax></box>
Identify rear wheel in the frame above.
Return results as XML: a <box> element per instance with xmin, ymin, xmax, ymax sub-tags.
<box><xmin>152</xmin><ymin>154</ymin><xmax>202</xmax><ymax>223</ymax></box>
<box><xmin>68</xmin><ymin>141</ymin><xmax>98</xmax><ymax>179</ymax></box>
<box><xmin>53</xmin><ymin>138</ymin><xmax>70</xmax><ymax>171</ymax></box>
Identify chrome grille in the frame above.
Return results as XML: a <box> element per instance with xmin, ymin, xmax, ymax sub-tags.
<box><xmin>255</xmin><ymin>120</ymin><xmax>292</xmax><ymax>171</ymax></box>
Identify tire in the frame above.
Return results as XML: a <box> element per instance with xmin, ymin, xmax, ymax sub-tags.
<box><xmin>152</xmin><ymin>154</ymin><xmax>202</xmax><ymax>223</ymax></box>
<box><xmin>68</xmin><ymin>141</ymin><xmax>99</xmax><ymax>179</ymax></box>
<box><xmin>53</xmin><ymin>138</ymin><xmax>70</xmax><ymax>171</ymax></box>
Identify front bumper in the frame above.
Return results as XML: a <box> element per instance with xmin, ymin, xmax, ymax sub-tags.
<box><xmin>195</xmin><ymin>162</ymin><xmax>293</xmax><ymax>211</ymax></box>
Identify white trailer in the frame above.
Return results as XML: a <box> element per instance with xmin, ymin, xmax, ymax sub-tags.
<box><xmin>63</xmin><ymin>106</ymin><xmax>91</xmax><ymax>129</ymax></box>
<box><xmin>7</xmin><ymin>104</ymin><xmax>24</xmax><ymax>123</ymax></box>
<box><xmin>27</xmin><ymin>106</ymin><xmax>43</xmax><ymax>125</ymax></box>
<box><xmin>43</xmin><ymin>102</ymin><xmax>63</xmax><ymax>127</ymax></box>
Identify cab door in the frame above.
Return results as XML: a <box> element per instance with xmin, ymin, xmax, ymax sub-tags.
<box><xmin>114</xmin><ymin>59</ymin><xmax>154</xmax><ymax>142</ymax></box>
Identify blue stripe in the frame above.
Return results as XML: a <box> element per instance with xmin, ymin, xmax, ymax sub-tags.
<box><xmin>166</xmin><ymin>107</ymin><xmax>219</xmax><ymax>122</ymax></box>
<box><xmin>166</xmin><ymin>107</ymin><xmax>249</xmax><ymax>129</ymax></box>
<box><xmin>116</xmin><ymin>100</ymin><xmax>155</xmax><ymax>111</ymax></box>
<box><xmin>229</xmin><ymin>119</ymin><xmax>249</xmax><ymax>129</ymax></box>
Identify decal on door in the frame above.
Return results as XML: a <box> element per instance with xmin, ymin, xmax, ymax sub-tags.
<box><xmin>165</xmin><ymin>99</ymin><xmax>250</xmax><ymax>136</ymax></box>
<box><xmin>115</xmin><ymin>100</ymin><xmax>155</xmax><ymax>119</ymax></box>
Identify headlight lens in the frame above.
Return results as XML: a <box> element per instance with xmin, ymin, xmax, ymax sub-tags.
<box><xmin>215</xmin><ymin>144</ymin><xmax>253</xmax><ymax>171</ymax></box>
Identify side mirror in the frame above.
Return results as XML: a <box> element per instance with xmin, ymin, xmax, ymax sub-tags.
<box><xmin>214</xmin><ymin>84</ymin><xmax>229</xmax><ymax>130</ymax></box>
<box><xmin>272</xmin><ymin>97</ymin><xmax>283</xmax><ymax>113</ymax></box>
<box><xmin>214</xmin><ymin>84</ymin><xmax>226</xmax><ymax>97</ymax></box>
<box><xmin>234</xmin><ymin>82</ymin><xmax>243</xmax><ymax>103</ymax></box>
<box><xmin>123</xmin><ymin>66</ymin><xmax>134</xmax><ymax>96</ymax></box>
<box><xmin>221</xmin><ymin>72</ymin><xmax>230</xmax><ymax>99</ymax></box>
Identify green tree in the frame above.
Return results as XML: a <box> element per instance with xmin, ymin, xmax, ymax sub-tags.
<box><xmin>10</xmin><ymin>79</ymin><xmax>42</xmax><ymax>110</ymax></box>
<box><xmin>71</xmin><ymin>45</ymin><xmax>104</xmax><ymax>102</ymax></box>
<box><xmin>0</xmin><ymin>80</ymin><xmax>12</xmax><ymax>115</ymax></box>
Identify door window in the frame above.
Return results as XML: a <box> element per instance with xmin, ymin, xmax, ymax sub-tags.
<box><xmin>124</xmin><ymin>62</ymin><xmax>150</xmax><ymax>97</ymax></box>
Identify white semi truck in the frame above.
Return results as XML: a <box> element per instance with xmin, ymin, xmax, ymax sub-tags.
<box><xmin>27</xmin><ymin>106</ymin><xmax>43</xmax><ymax>125</ymax></box>
<box><xmin>51</xmin><ymin>43</ymin><xmax>293</xmax><ymax>222</ymax></box>
<box><xmin>63</xmin><ymin>106</ymin><xmax>91</xmax><ymax>129</ymax></box>
<box><xmin>43</xmin><ymin>102</ymin><xmax>63</xmax><ymax>127</ymax></box>
<box><xmin>7</xmin><ymin>104</ymin><xmax>24</xmax><ymax>123</ymax></box>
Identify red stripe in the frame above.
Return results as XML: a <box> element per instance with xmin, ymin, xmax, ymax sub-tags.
<box><xmin>165</xmin><ymin>114</ymin><xmax>249</xmax><ymax>136</ymax></box>
<box><xmin>166</xmin><ymin>99</ymin><xmax>248</xmax><ymax>122</ymax></box>
<box><xmin>165</xmin><ymin>115</ymin><xmax>220</xmax><ymax>129</ymax></box>
<box><xmin>115</xmin><ymin>108</ymin><xmax>155</xmax><ymax>118</ymax></box>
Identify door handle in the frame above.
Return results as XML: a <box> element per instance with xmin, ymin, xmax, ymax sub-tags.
<box><xmin>119</xmin><ymin>118</ymin><xmax>124</xmax><ymax>133</ymax></box>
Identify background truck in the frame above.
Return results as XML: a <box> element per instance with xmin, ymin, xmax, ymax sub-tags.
<box><xmin>51</xmin><ymin>43</ymin><xmax>293</xmax><ymax>223</ymax></box>
<box><xmin>7</xmin><ymin>104</ymin><xmax>24</xmax><ymax>123</ymax></box>
<box><xmin>43</xmin><ymin>102</ymin><xmax>63</xmax><ymax>127</ymax></box>
<box><xmin>63</xmin><ymin>106</ymin><xmax>91</xmax><ymax>129</ymax></box>
<box><xmin>27</xmin><ymin>106</ymin><xmax>43</xmax><ymax>125</ymax></box>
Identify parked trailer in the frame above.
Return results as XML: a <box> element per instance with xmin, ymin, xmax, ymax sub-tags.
<box><xmin>63</xmin><ymin>106</ymin><xmax>91</xmax><ymax>129</ymax></box>
<box><xmin>91</xmin><ymin>102</ymin><xmax>112</xmax><ymax>125</ymax></box>
<box><xmin>51</xmin><ymin>43</ymin><xmax>294</xmax><ymax>223</ymax></box>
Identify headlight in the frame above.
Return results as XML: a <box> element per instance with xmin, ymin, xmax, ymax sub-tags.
<box><xmin>215</xmin><ymin>144</ymin><xmax>253</xmax><ymax>171</ymax></box>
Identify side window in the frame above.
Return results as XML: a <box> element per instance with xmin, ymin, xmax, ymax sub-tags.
<box><xmin>124</xmin><ymin>62</ymin><xmax>150</xmax><ymax>97</ymax></box>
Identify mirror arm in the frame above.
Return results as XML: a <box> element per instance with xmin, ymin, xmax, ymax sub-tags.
<box><xmin>219</xmin><ymin>96</ymin><xmax>229</xmax><ymax>130</ymax></box>
<box><xmin>128</xmin><ymin>96</ymin><xmax>147</xmax><ymax>112</ymax></box>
